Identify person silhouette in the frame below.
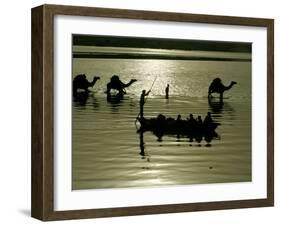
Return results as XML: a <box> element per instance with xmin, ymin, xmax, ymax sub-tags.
<box><xmin>203</xmin><ymin>112</ymin><xmax>213</xmax><ymax>125</ymax></box>
<box><xmin>165</xmin><ymin>84</ymin><xmax>170</xmax><ymax>99</ymax></box>
<box><xmin>197</xmin><ymin>115</ymin><xmax>203</xmax><ymax>126</ymax></box>
<box><xmin>188</xmin><ymin>114</ymin><xmax>197</xmax><ymax>127</ymax></box>
<box><xmin>139</xmin><ymin>89</ymin><xmax>151</xmax><ymax>118</ymax></box>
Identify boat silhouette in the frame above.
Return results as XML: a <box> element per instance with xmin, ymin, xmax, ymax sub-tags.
<box><xmin>136</xmin><ymin>115</ymin><xmax>220</xmax><ymax>143</ymax></box>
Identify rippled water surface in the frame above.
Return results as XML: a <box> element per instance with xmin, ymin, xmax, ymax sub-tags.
<box><xmin>72</xmin><ymin>57</ymin><xmax>251</xmax><ymax>190</ymax></box>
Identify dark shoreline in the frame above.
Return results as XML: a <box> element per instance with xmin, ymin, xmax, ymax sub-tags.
<box><xmin>73</xmin><ymin>52</ymin><xmax>251</xmax><ymax>62</ymax></box>
<box><xmin>73</xmin><ymin>35</ymin><xmax>252</xmax><ymax>53</ymax></box>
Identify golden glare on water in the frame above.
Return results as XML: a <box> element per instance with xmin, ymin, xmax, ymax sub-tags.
<box><xmin>133</xmin><ymin>60</ymin><xmax>174</xmax><ymax>96</ymax></box>
<box><xmin>72</xmin><ymin>57</ymin><xmax>251</xmax><ymax>190</ymax></box>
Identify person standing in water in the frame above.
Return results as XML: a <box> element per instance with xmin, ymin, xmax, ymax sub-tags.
<box><xmin>139</xmin><ymin>89</ymin><xmax>151</xmax><ymax>118</ymax></box>
<box><xmin>165</xmin><ymin>84</ymin><xmax>170</xmax><ymax>99</ymax></box>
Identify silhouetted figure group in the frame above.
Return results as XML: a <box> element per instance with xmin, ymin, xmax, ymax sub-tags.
<box><xmin>137</xmin><ymin>111</ymin><xmax>219</xmax><ymax>145</ymax></box>
<box><xmin>72</xmin><ymin>73</ymin><xmax>229</xmax><ymax>147</ymax></box>
<box><xmin>73</xmin><ymin>74</ymin><xmax>236</xmax><ymax>104</ymax></box>
<box><xmin>72</xmin><ymin>74</ymin><xmax>233</xmax><ymax>141</ymax></box>
<box><xmin>152</xmin><ymin>112</ymin><xmax>213</xmax><ymax>129</ymax></box>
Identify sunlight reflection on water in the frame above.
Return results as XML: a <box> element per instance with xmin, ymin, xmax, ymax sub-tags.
<box><xmin>72</xmin><ymin>58</ymin><xmax>251</xmax><ymax>190</ymax></box>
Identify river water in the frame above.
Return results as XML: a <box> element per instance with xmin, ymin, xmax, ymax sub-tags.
<box><xmin>72</xmin><ymin>53</ymin><xmax>251</xmax><ymax>190</ymax></box>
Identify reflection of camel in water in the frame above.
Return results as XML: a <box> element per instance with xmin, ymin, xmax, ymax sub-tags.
<box><xmin>106</xmin><ymin>92</ymin><xmax>124</xmax><ymax>104</ymax></box>
<box><xmin>208</xmin><ymin>78</ymin><xmax>237</xmax><ymax>102</ymax></box>
<box><xmin>73</xmin><ymin>92</ymin><xmax>89</xmax><ymax>106</ymax></box>
<box><xmin>73</xmin><ymin>74</ymin><xmax>100</xmax><ymax>97</ymax></box>
<box><xmin>106</xmin><ymin>75</ymin><xmax>137</xmax><ymax>94</ymax></box>
<box><xmin>208</xmin><ymin>98</ymin><xmax>235</xmax><ymax>115</ymax></box>
<box><xmin>73</xmin><ymin>93</ymin><xmax>100</xmax><ymax>109</ymax></box>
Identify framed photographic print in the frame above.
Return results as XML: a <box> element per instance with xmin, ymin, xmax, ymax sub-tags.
<box><xmin>31</xmin><ymin>4</ymin><xmax>274</xmax><ymax>221</ymax></box>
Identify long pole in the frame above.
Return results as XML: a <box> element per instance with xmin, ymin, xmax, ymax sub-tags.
<box><xmin>149</xmin><ymin>75</ymin><xmax>158</xmax><ymax>92</ymax></box>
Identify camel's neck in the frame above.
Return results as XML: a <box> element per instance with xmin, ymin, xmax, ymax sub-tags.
<box><xmin>89</xmin><ymin>78</ymin><xmax>99</xmax><ymax>87</ymax></box>
<box><xmin>124</xmin><ymin>80</ymin><xmax>135</xmax><ymax>87</ymax></box>
<box><xmin>224</xmin><ymin>83</ymin><xmax>235</xmax><ymax>91</ymax></box>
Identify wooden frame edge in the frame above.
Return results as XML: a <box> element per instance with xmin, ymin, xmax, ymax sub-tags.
<box><xmin>42</xmin><ymin>199</ymin><xmax>272</xmax><ymax>221</ymax></box>
<box><xmin>31</xmin><ymin>5</ymin><xmax>55</xmax><ymax>221</ymax></box>
<box><xmin>31</xmin><ymin>5</ymin><xmax>45</xmax><ymax>220</ymax></box>
<box><xmin>31</xmin><ymin>4</ymin><xmax>274</xmax><ymax>221</ymax></box>
<box><xmin>266</xmin><ymin>19</ymin><xmax>274</xmax><ymax>206</ymax></box>
<box><xmin>43</xmin><ymin>4</ymin><xmax>273</xmax><ymax>26</ymax></box>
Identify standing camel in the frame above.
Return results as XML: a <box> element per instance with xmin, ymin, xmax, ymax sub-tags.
<box><xmin>208</xmin><ymin>78</ymin><xmax>237</xmax><ymax>102</ymax></box>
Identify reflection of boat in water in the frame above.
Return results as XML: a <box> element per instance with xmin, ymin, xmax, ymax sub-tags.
<box><xmin>136</xmin><ymin>116</ymin><xmax>220</xmax><ymax>144</ymax></box>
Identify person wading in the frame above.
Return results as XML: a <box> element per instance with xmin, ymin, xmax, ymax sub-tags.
<box><xmin>165</xmin><ymin>84</ymin><xmax>170</xmax><ymax>99</ymax></box>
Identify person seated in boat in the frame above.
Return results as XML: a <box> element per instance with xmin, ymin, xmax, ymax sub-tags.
<box><xmin>196</xmin><ymin>115</ymin><xmax>203</xmax><ymax>130</ymax></box>
<box><xmin>197</xmin><ymin>116</ymin><xmax>203</xmax><ymax>125</ymax></box>
<box><xmin>156</xmin><ymin>114</ymin><xmax>166</xmax><ymax>121</ymax></box>
<box><xmin>175</xmin><ymin>114</ymin><xmax>185</xmax><ymax>132</ymax></box>
<box><xmin>188</xmin><ymin>114</ymin><xmax>196</xmax><ymax>122</ymax></box>
<box><xmin>139</xmin><ymin>89</ymin><xmax>151</xmax><ymax>118</ymax></box>
<box><xmin>166</xmin><ymin>116</ymin><xmax>174</xmax><ymax>122</ymax></box>
<box><xmin>203</xmin><ymin>112</ymin><xmax>213</xmax><ymax>125</ymax></box>
<box><xmin>175</xmin><ymin>114</ymin><xmax>182</xmax><ymax>126</ymax></box>
<box><xmin>187</xmin><ymin>114</ymin><xmax>197</xmax><ymax>128</ymax></box>
<box><xmin>166</xmin><ymin>116</ymin><xmax>175</xmax><ymax>126</ymax></box>
<box><xmin>156</xmin><ymin>114</ymin><xmax>166</xmax><ymax>127</ymax></box>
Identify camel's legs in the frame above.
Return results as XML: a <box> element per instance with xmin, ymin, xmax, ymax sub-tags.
<box><xmin>220</xmin><ymin>92</ymin><xmax>223</xmax><ymax>103</ymax></box>
<box><xmin>106</xmin><ymin>83</ymin><xmax>111</xmax><ymax>93</ymax></box>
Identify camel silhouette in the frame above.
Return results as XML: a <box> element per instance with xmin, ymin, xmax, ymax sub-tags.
<box><xmin>106</xmin><ymin>75</ymin><xmax>137</xmax><ymax>94</ymax></box>
<box><xmin>73</xmin><ymin>74</ymin><xmax>100</xmax><ymax>97</ymax></box>
<box><xmin>208</xmin><ymin>78</ymin><xmax>237</xmax><ymax>102</ymax></box>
